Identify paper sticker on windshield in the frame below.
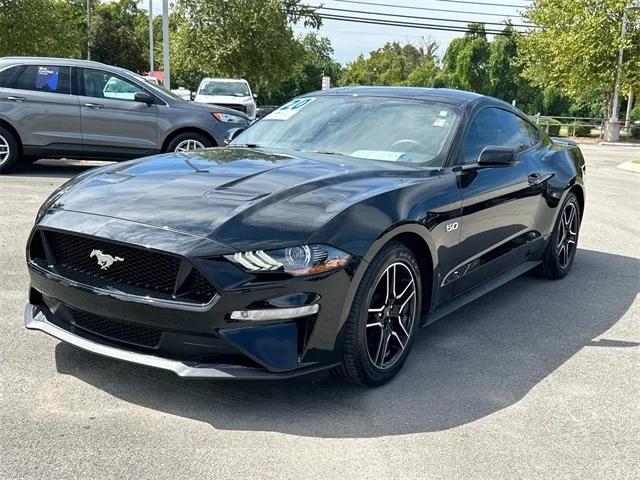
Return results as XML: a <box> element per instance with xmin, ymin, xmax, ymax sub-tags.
<box><xmin>268</xmin><ymin>98</ymin><xmax>315</xmax><ymax>120</ymax></box>
<box><xmin>439</xmin><ymin>110</ymin><xmax>448</xmax><ymax>117</ymax></box>
<box><xmin>433</xmin><ymin>118</ymin><xmax>447</xmax><ymax>127</ymax></box>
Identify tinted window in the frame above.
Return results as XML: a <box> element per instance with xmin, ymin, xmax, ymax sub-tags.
<box><xmin>0</xmin><ymin>66</ymin><xmax>22</xmax><ymax>88</ymax></box>
<box><xmin>82</xmin><ymin>69</ymin><xmax>144</xmax><ymax>101</ymax></box>
<box><xmin>519</xmin><ymin>117</ymin><xmax>540</xmax><ymax>149</ymax></box>
<box><xmin>461</xmin><ymin>108</ymin><xmax>538</xmax><ymax>164</ymax></box>
<box><xmin>1</xmin><ymin>65</ymin><xmax>71</xmax><ymax>94</ymax></box>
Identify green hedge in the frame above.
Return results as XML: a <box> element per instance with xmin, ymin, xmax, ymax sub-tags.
<box><xmin>567</xmin><ymin>123</ymin><xmax>592</xmax><ymax>137</ymax></box>
<box><xmin>631</xmin><ymin>124</ymin><xmax>640</xmax><ymax>140</ymax></box>
<box><xmin>539</xmin><ymin>118</ymin><xmax>561</xmax><ymax>136</ymax></box>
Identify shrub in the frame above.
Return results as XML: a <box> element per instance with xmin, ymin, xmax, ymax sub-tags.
<box><xmin>631</xmin><ymin>104</ymin><xmax>640</xmax><ymax>122</ymax></box>
<box><xmin>539</xmin><ymin>118</ymin><xmax>561</xmax><ymax>136</ymax></box>
<box><xmin>567</xmin><ymin>123</ymin><xmax>592</xmax><ymax>137</ymax></box>
<box><xmin>630</xmin><ymin>124</ymin><xmax>640</xmax><ymax>140</ymax></box>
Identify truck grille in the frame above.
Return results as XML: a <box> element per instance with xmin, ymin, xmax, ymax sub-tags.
<box><xmin>220</xmin><ymin>103</ymin><xmax>247</xmax><ymax>114</ymax></box>
<box><xmin>31</xmin><ymin>230</ymin><xmax>216</xmax><ymax>304</ymax></box>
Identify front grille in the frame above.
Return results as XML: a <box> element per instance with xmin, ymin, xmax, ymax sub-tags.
<box><xmin>220</xmin><ymin>103</ymin><xmax>247</xmax><ymax>114</ymax></box>
<box><xmin>69</xmin><ymin>308</ymin><xmax>161</xmax><ymax>348</ymax></box>
<box><xmin>34</xmin><ymin>230</ymin><xmax>216</xmax><ymax>304</ymax></box>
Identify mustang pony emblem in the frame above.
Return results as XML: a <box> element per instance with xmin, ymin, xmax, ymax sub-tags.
<box><xmin>90</xmin><ymin>249</ymin><xmax>124</xmax><ymax>270</ymax></box>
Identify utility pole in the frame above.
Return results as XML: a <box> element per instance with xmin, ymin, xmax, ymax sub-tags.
<box><xmin>148</xmin><ymin>0</ymin><xmax>154</xmax><ymax>73</ymax></box>
<box><xmin>162</xmin><ymin>0</ymin><xmax>170</xmax><ymax>90</ymax></box>
<box><xmin>86</xmin><ymin>0</ymin><xmax>91</xmax><ymax>60</ymax></box>
<box><xmin>606</xmin><ymin>1</ymin><xmax>640</xmax><ymax>141</ymax></box>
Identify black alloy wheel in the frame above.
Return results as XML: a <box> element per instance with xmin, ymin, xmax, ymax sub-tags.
<box><xmin>333</xmin><ymin>242</ymin><xmax>422</xmax><ymax>386</ymax></box>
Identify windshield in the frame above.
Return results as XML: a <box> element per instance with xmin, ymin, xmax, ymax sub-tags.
<box><xmin>199</xmin><ymin>80</ymin><xmax>250</xmax><ymax>97</ymax></box>
<box><xmin>232</xmin><ymin>96</ymin><xmax>459</xmax><ymax>165</ymax></box>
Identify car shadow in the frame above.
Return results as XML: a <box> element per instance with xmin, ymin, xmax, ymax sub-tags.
<box><xmin>8</xmin><ymin>159</ymin><xmax>112</xmax><ymax>179</ymax></box>
<box><xmin>54</xmin><ymin>248</ymin><xmax>638</xmax><ymax>438</ymax></box>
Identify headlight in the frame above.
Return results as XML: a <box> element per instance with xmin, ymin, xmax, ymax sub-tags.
<box><xmin>212</xmin><ymin>112</ymin><xmax>246</xmax><ymax>124</ymax></box>
<box><xmin>226</xmin><ymin>245</ymin><xmax>351</xmax><ymax>276</ymax></box>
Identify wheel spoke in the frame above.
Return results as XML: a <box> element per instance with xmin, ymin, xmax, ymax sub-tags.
<box><xmin>391</xmin><ymin>331</ymin><xmax>406</xmax><ymax>352</ymax></box>
<box><xmin>399</xmin><ymin>290</ymin><xmax>415</xmax><ymax>313</ymax></box>
<box><xmin>367</xmin><ymin>321</ymin><xmax>383</xmax><ymax>328</ymax></box>
<box><xmin>396</xmin><ymin>317</ymin><xmax>410</xmax><ymax>337</ymax></box>
<box><xmin>396</xmin><ymin>279</ymin><xmax>414</xmax><ymax>300</ymax></box>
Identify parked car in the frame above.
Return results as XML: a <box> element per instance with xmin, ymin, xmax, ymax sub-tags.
<box><xmin>24</xmin><ymin>87</ymin><xmax>586</xmax><ymax>386</ymax></box>
<box><xmin>0</xmin><ymin>57</ymin><xmax>249</xmax><ymax>173</ymax></box>
<box><xmin>171</xmin><ymin>87</ymin><xmax>192</xmax><ymax>101</ymax></box>
<box><xmin>194</xmin><ymin>78</ymin><xmax>257</xmax><ymax>120</ymax></box>
<box><xmin>142</xmin><ymin>75</ymin><xmax>160</xmax><ymax>86</ymax></box>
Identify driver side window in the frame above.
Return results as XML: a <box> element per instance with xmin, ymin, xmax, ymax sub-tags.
<box><xmin>461</xmin><ymin>108</ymin><xmax>535</xmax><ymax>164</ymax></box>
<box><xmin>82</xmin><ymin>68</ymin><xmax>144</xmax><ymax>102</ymax></box>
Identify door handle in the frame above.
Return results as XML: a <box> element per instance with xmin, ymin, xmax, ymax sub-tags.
<box><xmin>84</xmin><ymin>102</ymin><xmax>104</xmax><ymax>109</ymax></box>
<box><xmin>528</xmin><ymin>172</ymin><xmax>544</xmax><ymax>185</ymax></box>
<box><xmin>7</xmin><ymin>96</ymin><xmax>27</xmax><ymax>102</ymax></box>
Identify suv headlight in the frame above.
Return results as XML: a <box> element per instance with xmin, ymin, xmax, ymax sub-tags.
<box><xmin>226</xmin><ymin>245</ymin><xmax>351</xmax><ymax>276</ymax></box>
<box><xmin>212</xmin><ymin>112</ymin><xmax>246</xmax><ymax>124</ymax></box>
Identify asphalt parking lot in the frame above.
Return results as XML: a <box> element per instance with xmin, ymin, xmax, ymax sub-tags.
<box><xmin>1</xmin><ymin>145</ymin><xmax>638</xmax><ymax>479</ymax></box>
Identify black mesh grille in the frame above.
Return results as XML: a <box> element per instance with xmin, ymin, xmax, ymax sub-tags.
<box><xmin>40</xmin><ymin>231</ymin><xmax>216</xmax><ymax>303</ymax></box>
<box><xmin>69</xmin><ymin>308</ymin><xmax>162</xmax><ymax>348</ymax></box>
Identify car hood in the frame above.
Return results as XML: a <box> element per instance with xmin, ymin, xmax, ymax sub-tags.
<box><xmin>48</xmin><ymin>148</ymin><xmax>427</xmax><ymax>251</ymax></box>
<box><xmin>195</xmin><ymin>94</ymin><xmax>253</xmax><ymax>105</ymax></box>
<box><xmin>175</xmin><ymin>99</ymin><xmax>249</xmax><ymax>118</ymax></box>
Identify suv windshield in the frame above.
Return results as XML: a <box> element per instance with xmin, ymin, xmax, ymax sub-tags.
<box><xmin>232</xmin><ymin>96</ymin><xmax>459</xmax><ymax>165</ymax></box>
<box><xmin>200</xmin><ymin>81</ymin><xmax>250</xmax><ymax>97</ymax></box>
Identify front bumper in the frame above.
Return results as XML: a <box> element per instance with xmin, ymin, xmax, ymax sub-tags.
<box><xmin>25</xmin><ymin>303</ymin><xmax>339</xmax><ymax>379</ymax></box>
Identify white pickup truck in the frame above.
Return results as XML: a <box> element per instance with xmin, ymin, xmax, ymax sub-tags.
<box><xmin>194</xmin><ymin>78</ymin><xmax>257</xmax><ymax>120</ymax></box>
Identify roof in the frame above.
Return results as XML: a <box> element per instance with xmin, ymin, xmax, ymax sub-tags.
<box><xmin>0</xmin><ymin>56</ymin><xmax>113</xmax><ymax>68</ymax></box>
<box><xmin>306</xmin><ymin>86</ymin><xmax>496</xmax><ymax>108</ymax></box>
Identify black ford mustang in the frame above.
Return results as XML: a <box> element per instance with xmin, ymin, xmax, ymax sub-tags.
<box><xmin>25</xmin><ymin>87</ymin><xmax>586</xmax><ymax>386</ymax></box>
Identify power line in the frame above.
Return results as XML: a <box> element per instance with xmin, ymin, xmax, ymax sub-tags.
<box><xmin>330</xmin><ymin>0</ymin><xmax>527</xmax><ymax>19</ymax></box>
<box><xmin>426</xmin><ymin>0</ymin><xmax>530</xmax><ymax>7</ymax></box>
<box><xmin>314</xmin><ymin>5</ymin><xmax>534</xmax><ymax>28</ymax></box>
<box><xmin>316</xmin><ymin>13</ymin><xmax>521</xmax><ymax>35</ymax></box>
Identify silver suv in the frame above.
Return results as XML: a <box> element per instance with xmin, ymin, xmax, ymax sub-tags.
<box><xmin>0</xmin><ymin>57</ymin><xmax>249</xmax><ymax>174</ymax></box>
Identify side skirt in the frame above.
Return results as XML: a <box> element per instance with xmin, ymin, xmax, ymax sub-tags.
<box><xmin>424</xmin><ymin>260</ymin><xmax>541</xmax><ymax>325</ymax></box>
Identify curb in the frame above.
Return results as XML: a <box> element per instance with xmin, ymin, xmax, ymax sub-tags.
<box><xmin>600</xmin><ymin>142</ymin><xmax>640</xmax><ymax>148</ymax></box>
<box><xmin>617</xmin><ymin>161</ymin><xmax>640</xmax><ymax>174</ymax></box>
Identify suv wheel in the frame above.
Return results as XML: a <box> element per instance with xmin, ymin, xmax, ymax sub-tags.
<box><xmin>166</xmin><ymin>132</ymin><xmax>213</xmax><ymax>153</ymax></box>
<box><xmin>0</xmin><ymin>126</ymin><xmax>20</xmax><ymax>174</ymax></box>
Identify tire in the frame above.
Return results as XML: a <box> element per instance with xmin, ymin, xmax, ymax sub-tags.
<box><xmin>332</xmin><ymin>242</ymin><xmax>422</xmax><ymax>387</ymax></box>
<box><xmin>0</xmin><ymin>126</ymin><xmax>20</xmax><ymax>174</ymax></box>
<box><xmin>165</xmin><ymin>132</ymin><xmax>214</xmax><ymax>153</ymax></box>
<box><xmin>535</xmin><ymin>192</ymin><xmax>581</xmax><ymax>279</ymax></box>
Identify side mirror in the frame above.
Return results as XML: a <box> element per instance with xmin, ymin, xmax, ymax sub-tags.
<box><xmin>224</xmin><ymin>127</ymin><xmax>246</xmax><ymax>145</ymax></box>
<box><xmin>134</xmin><ymin>91</ymin><xmax>155</xmax><ymax>104</ymax></box>
<box><xmin>253</xmin><ymin>93</ymin><xmax>258</xmax><ymax>100</ymax></box>
<box><xmin>477</xmin><ymin>146</ymin><xmax>517</xmax><ymax>167</ymax></box>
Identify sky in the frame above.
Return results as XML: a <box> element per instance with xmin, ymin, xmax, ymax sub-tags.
<box><xmin>142</xmin><ymin>0</ymin><xmax>532</xmax><ymax>65</ymax></box>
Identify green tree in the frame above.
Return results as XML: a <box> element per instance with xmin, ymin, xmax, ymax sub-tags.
<box><xmin>268</xmin><ymin>33</ymin><xmax>342</xmax><ymax>104</ymax></box>
<box><xmin>519</xmin><ymin>0</ymin><xmax>640</xmax><ymax>112</ymax></box>
<box><xmin>406</xmin><ymin>59</ymin><xmax>440</xmax><ymax>87</ymax></box>
<box><xmin>340</xmin><ymin>42</ymin><xmax>429</xmax><ymax>86</ymax></box>
<box><xmin>90</xmin><ymin>0</ymin><xmax>149</xmax><ymax>73</ymax></box>
<box><xmin>171</xmin><ymin>0</ymin><xmax>319</xmax><ymax>96</ymax></box>
<box><xmin>442</xmin><ymin>23</ymin><xmax>490</xmax><ymax>94</ymax></box>
<box><xmin>0</xmin><ymin>0</ymin><xmax>86</xmax><ymax>58</ymax></box>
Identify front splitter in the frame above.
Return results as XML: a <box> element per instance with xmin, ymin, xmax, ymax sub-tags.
<box><xmin>24</xmin><ymin>304</ymin><xmax>337</xmax><ymax>380</ymax></box>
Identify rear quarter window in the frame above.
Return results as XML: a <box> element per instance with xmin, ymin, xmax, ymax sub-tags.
<box><xmin>3</xmin><ymin>65</ymin><xmax>71</xmax><ymax>94</ymax></box>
